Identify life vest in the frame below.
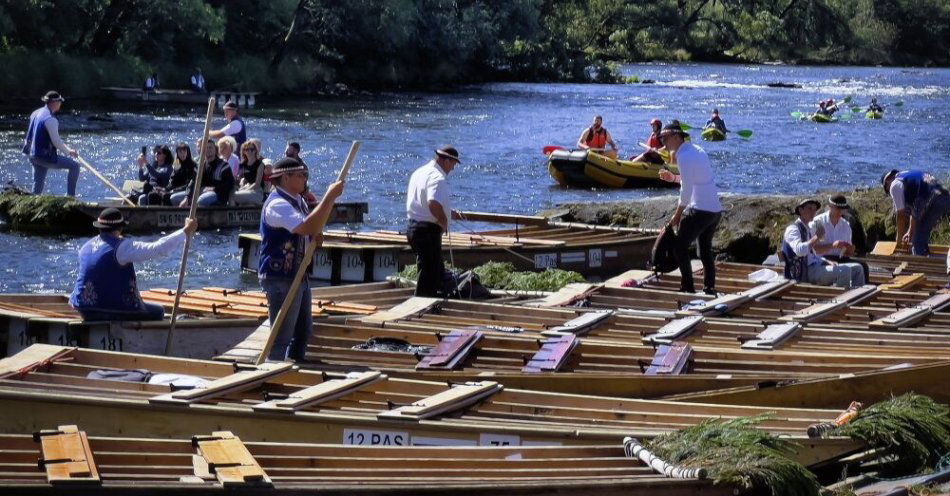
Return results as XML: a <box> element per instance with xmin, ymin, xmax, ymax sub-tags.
<box><xmin>647</xmin><ymin>133</ymin><xmax>661</xmax><ymax>149</ymax></box>
<box><xmin>896</xmin><ymin>170</ymin><xmax>938</xmax><ymax>218</ymax></box>
<box><xmin>69</xmin><ymin>234</ymin><xmax>143</xmax><ymax>312</ymax></box>
<box><xmin>782</xmin><ymin>220</ymin><xmax>809</xmax><ymax>282</ymax></box>
<box><xmin>259</xmin><ymin>188</ymin><xmax>310</xmax><ymax>279</ymax></box>
<box><xmin>229</xmin><ymin>116</ymin><xmax>247</xmax><ymax>149</ymax></box>
<box><xmin>584</xmin><ymin>126</ymin><xmax>608</xmax><ymax>148</ymax></box>
<box><xmin>22</xmin><ymin>107</ymin><xmax>57</xmax><ymax>162</ymax></box>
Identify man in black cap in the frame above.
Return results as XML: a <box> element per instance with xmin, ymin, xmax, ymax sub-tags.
<box><xmin>209</xmin><ymin>100</ymin><xmax>247</xmax><ymax>151</ymax></box>
<box><xmin>22</xmin><ymin>90</ymin><xmax>81</xmax><ymax>196</ymax></box>
<box><xmin>782</xmin><ymin>198</ymin><xmax>864</xmax><ymax>288</ymax></box>
<box><xmin>406</xmin><ymin>146</ymin><xmax>460</xmax><ymax>297</ymax></box>
<box><xmin>69</xmin><ymin>209</ymin><xmax>197</xmax><ymax>321</ymax></box>
<box><xmin>259</xmin><ymin>158</ymin><xmax>345</xmax><ymax>361</ymax></box>
<box><xmin>810</xmin><ymin>193</ymin><xmax>869</xmax><ymax>282</ymax></box>
<box><xmin>881</xmin><ymin>169</ymin><xmax>950</xmax><ymax>255</ymax></box>
<box><xmin>656</xmin><ymin>120</ymin><xmax>722</xmax><ymax>295</ymax></box>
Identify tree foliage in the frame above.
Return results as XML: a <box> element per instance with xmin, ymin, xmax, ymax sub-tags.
<box><xmin>0</xmin><ymin>0</ymin><xmax>947</xmax><ymax>96</ymax></box>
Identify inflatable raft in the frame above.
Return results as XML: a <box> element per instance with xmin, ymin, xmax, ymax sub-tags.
<box><xmin>547</xmin><ymin>149</ymin><xmax>678</xmax><ymax>188</ymax></box>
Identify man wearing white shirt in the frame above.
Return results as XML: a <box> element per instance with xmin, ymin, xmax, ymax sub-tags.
<box><xmin>406</xmin><ymin>146</ymin><xmax>459</xmax><ymax>297</ymax></box>
<box><xmin>783</xmin><ymin>199</ymin><xmax>864</xmax><ymax>288</ymax></box>
<box><xmin>657</xmin><ymin>121</ymin><xmax>722</xmax><ymax>295</ymax></box>
<box><xmin>259</xmin><ymin>158</ymin><xmax>344</xmax><ymax>361</ymax></box>
<box><xmin>22</xmin><ymin>91</ymin><xmax>81</xmax><ymax>196</ymax></box>
<box><xmin>209</xmin><ymin>100</ymin><xmax>247</xmax><ymax>151</ymax></box>
<box><xmin>810</xmin><ymin>194</ymin><xmax>869</xmax><ymax>282</ymax></box>
<box><xmin>190</xmin><ymin>67</ymin><xmax>207</xmax><ymax>93</ymax></box>
<box><xmin>69</xmin><ymin>209</ymin><xmax>197</xmax><ymax>321</ymax></box>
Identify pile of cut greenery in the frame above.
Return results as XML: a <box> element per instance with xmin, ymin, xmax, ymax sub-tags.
<box><xmin>396</xmin><ymin>261</ymin><xmax>585</xmax><ymax>292</ymax></box>
<box><xmin>0</xmin><ymin>191</ymin><xmax>91</xmax><ymax>234</ymax></box>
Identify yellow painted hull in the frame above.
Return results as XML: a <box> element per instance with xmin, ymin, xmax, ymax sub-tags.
<box><xmin>548</xmin><ymin>150</ymin><xmax>677</xmax><ymax>189</ymax></box>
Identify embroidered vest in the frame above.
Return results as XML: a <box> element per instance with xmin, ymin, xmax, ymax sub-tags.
<box><xmin>896</xmin><ymin>170</ymin><xmax>937</xmax><ymax>218</ymax></box>
<box><xmin>23</xmin><ymin>107</ymin><xmax>57</xmax><ymax>162</ymax></box>
<box><xmin>259</xmin><ymin>189</ymin><xmax>309</xmax><ymax>279</ymax></box>
<box><xmin>69</xmin><ymin>234</ymin><xmax>143</xmax><ymax>312</ymax></box>
<box><xmin>230</xmin><ymin>116</ymin><xmax>247</xmax><ymax>149</ymax></box>
<box><xmin>782</xmin><ymin>220</ymin><xmax>809</xmax><ymax>282</ymax></box>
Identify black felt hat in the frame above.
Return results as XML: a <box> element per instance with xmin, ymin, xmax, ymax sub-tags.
<box><xmin>828</xmin><ymin>194</ymin><xmax>849</xmax><ymax>209</ymax></box>
<box><xmin>881</xmin><ymin>169</ymin><xmax>898</xmax><ymax>192</ymax></box>
<box><xmin>270</xmin><ymin>157</ymin><xmax>307</xmax><ymax>178</ymax></box>
<box><xmin>93</xmin><ymin>208</ymin><xmax>128</xmax><ymax>229</ymax></box>
<box><xmin>222</xmin><ymin>100</ymin><xmax>238</xmax><ymax>110</ymax></box>
<box><xmin>793</xmin><ymin>198</ymin><xmax>821</xmax><ymax>215</ymax></box>
<box><xmin>658</xmin><ymin>120</ymin><xmax>689</xmax><ymax>138</ymax></box>
<box><xmin>435</xmin><ymin>146</ymin><xmax>461</xmax><ymax>164</ymax></box>
<box><xmin>41</xmin><ymin>91</ymin><xmax>64</xmax><ymax>103</ymax></box>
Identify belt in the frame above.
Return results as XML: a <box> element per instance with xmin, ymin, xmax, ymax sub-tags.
<box><xmin>408</xmin><ymin>219</ymin><xmax>440</xmax><ymax>227</ymax></box>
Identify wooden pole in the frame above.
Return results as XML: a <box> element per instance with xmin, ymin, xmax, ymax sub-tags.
<box><xmin>163</xmin><ymin>97</ymin><xmax>217</xmax><ymax>355</ymax></box>
<box><xmin>256</xmin><ymin>141</ymin><xmax>361</xmax><ymax>364</ymax></box>
<box><xmin>623</xmin><ymin>437</ymin><xmax>707</xmax><ymax>479</ymax></box>
<box><xmin>75</xmin><ymin>156</ymin><xmax>136</xmax><ymax>207</ymax></box>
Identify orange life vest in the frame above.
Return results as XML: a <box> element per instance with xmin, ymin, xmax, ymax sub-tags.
<box><xmin>584</xmin><ymin>127</ymin><xmax>608</xmax><ymax>148</ymax></box>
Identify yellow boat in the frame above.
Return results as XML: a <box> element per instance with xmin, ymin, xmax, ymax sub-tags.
<box><xmin>547</xmin><ymin>149</ymin><xmax>678</xmax><ymax>188</ymax></box>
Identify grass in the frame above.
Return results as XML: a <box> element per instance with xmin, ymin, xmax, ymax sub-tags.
<box><xmin>646</xmin><ymin>414</ymin><xmax>820</xmax><ymax>496</ymax></box>
<box><xmin>397</xmin><ymin>261</ymin><xmax>585</xmax><ymax>292</ymax></box>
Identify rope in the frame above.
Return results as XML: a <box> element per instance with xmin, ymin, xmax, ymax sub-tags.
<box><xmin>453</xmin><ymin>212</ymin><xmax>537</xmax><ymax>265</ymax></box>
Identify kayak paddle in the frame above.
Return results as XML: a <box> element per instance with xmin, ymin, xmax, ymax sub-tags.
<box><xmin>542</xmin><ymin>145</ymin><xmax>565</xmax><ymax>155</ymax></box>
<box><xmin>791</xmin><ymin>111</ymin><xmax>804</xmax><ymax>119</ymax></box>
<box><xmin>892</xmin><ymin>101</ymin><xmax>904</xmax><ymax>107</ymax></box>
<box><xmin>734</xmin><ymin>129</ymin><xmax>753</xmax><ymax>139</ymax></box>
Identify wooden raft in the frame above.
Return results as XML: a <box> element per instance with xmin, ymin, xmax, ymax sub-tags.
<box><xmin>141</xmin><ymin>287</ymin><xmax>378</xmax><ymax>319</ymax></box>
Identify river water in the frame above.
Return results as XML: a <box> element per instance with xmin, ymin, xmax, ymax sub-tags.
<box><xmin>1</xmin><ymin>63</ymin><xmax>948</xmax><ymax>293</ymax></box>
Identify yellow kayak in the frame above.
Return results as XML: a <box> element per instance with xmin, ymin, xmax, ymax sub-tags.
<box><xmin>702</xmin><ymin>127</ymin><xmax>726</xmax><ymax>141</ymax></box>
<box><xmin>547</xmin><ymin>149</ymin><xmax>678</xmax><ymax>188</ymax></box>
<box><xmin>866</xmin><ymin>110</ymin><xmax>883</xmax><ymax>119</ymax></box>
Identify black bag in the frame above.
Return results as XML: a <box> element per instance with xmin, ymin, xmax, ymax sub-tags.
<box><xmin>455</xmin><ymin>270</ymin><xmax>492</xmax><ymax>300</ymax></box>
<box><xmin>651</xmin><ymin>224</ymin><xmax>679</xmax><ymax>273</ymax></box>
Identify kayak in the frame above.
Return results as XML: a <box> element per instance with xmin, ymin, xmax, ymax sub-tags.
<box><xmin>701</xmin><ymin>127</ymin><xmax>726</xmax><ymax>141</ymax></box>
<box><xmin>809</xmin><ymin>113</ymin><xmax>836</xmax><ymax>123</ymax></box>
<box><xmin>547</xmin><ymin>149</ymin><xmax>678</xmax><ymax>189</ymax></box>
<box><xmin>866</xmin><ymin>111</ymin><xmax>883</xmax><ymax>119</ymax></box>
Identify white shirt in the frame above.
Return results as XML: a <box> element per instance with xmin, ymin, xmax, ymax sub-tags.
<box><xmin>191</xmin><ymin>74</ymin><xmax>205</xmax><ymax>88</ymax></box>
<box><xmin>115</xmin><ymin>229</ymin><xmax>186</xmax><ymax>266</ymax></box>
<box><xmin>224</xmin><ymin>154</ymin><xmax>240</xmax><ymax>179</ymax></box>
<box><xmin>221</xmin><ymin>119</ymin><xmax>244</xmax><ymax>137</ymax></box>
<box><xmin>890</xmin><ymin>180</ymin><xmax>906</xmax><ymax>211</ymax></box>
<box><xmin>675</xmin><ymin>143</ymin><xmax>721</xmax><ymax>213</ymax></box>
<box><xmin>406</xmin><ymin>160</ymin><xmax>450</xmax><ymax>223</ymax></box>
<box><xmin>784</xmin><ymin>219</ymin><xmax>822</xmax><ymax>266</ymax></box>
<box><xmin>264</xmin><ymin>187</ymin><xmax>308</xmax><ymax>233</ymax></box>
<box><xmin>809</xmin><ymin>211</ymin><xmax>852</xmax><ymax>257</ymax></box>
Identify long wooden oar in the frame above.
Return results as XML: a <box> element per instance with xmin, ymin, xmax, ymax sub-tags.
<box><xmin>256</xmin><ymin>141</ymin><xmax>361</xmax><ymax>364</ymax></box>
<box><xmin>75</xmin><ymin>156</ymin><xmax>136</xmax><ymax>207</ymax></box>
<box><xmin>163</xmin><ymin>97</ymin><xmax>216</xmax><ymax>355</ymax></box>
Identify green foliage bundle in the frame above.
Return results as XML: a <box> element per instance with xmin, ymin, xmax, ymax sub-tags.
<box><xmin>0</xmin><ymin>192</ymin><xmax>83</xmax><ymax>227</ymax></box>
<box><xmin>647</xmin><ymin>414</ymin><xmax>820</xmax><ymax>496</ymax></box>
<box><xmin>396</xmin><ymin>261</ymin><xmax>585</xmax><ymax>292</ymax></box>
<box><xmin>835</xmin><ymin>394</ymin><xmax>950</xmax><ymax>476</ymax></box>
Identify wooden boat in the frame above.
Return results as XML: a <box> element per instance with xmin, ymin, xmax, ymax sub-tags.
<box><xmin>239</xmin><ymin>211</ymin><xmax>658</xmax><ymax>283</ymax></box>
<box><xmin>100</xmin><ymin>87</ymin><xmax>261</xmax><ymax>109</ymax></box>
<box><xmin>0</xmin><ymin>283</ymin><xmax>401</xmax><ymax>359</ymax></box>
<box><xmin>547</xmin><ymin>149</ymin><xmax>678</xmax><ymax>188</ymax></box>
<box><xmin>863</xmin><ymin>241</ymin><xmax>949</xmax><ymax>287</ymax></box>
<box><xmin>0</xmin><ymin>425</ymin><xmax>730</xmax><ymax>495</ymax></box>
<box><xmin>0</xmin><ymin>344</ymin><xmax>860</xmax><ymax>466</ymax></box>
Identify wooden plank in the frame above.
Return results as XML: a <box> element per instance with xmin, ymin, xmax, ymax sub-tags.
<box><xmin>542</xmin><ymin>311</ymin><xmax>614</xmax><ymax>337</ymax></box>
<box><xmin>535</xmin><ymin>283</ymin><xmax>603</xmax><ymax>307</ymax></box>
<box><xmin>740</xmin><ymin>323</ymin><xmax>803</xmax><ymax>350</ymax></box>
<box><xmin>378</xmin><ymin>381</ymin><xmax>503</xmax><ymax>420</ymax></box>
<box><xmin>879</xmin><ymin>273</ymin><xmax>926</xmax><ymax>291</ymax></box>
<box><xmin>645</xmin><ymin>342</ymin><xmax>694</xmax><ymax>376</ymax></box>
<box><xmin>416</xmin><ymin>330</ymin><xmax>482</xmax><ymax>370</ymax></box>
<box><xmin>869</xmin><ymin>293</ymin><xmax>950</xmax><ymax>329</ymax></box>
<box><xmin>452</xmin><ymin>210</ymin><xmax>551</xmax><ymax>226</ymax></box>
<box><xmin>642</xmin><ymin>316</ymin><xmax>704</xmax><ymax>345</ymax></box>
<box><xmin>605</xmin><ymin>270</ymin><xmax>657</xmax><ymax>289</ymax></box>
<box><xmin>676</xmin><ymin>279</ymin><xmax>793</xmax><ymax>316</ymax></box>
<box><xmin>253</xmin><ymin>371</ymin><xmax>386</xmax><ymax>411</ymax></box>
<box><xmin>523</xmin><ymin>335</ymin><xmax>579</xmax><ymax>373</ymax></box>
<box><xmin>0</xmin><ymin>344</ymin><xmax>74</xmax><ymax>380</ymax></box>
<box><xmin>35</xmin><ymin>425</ymin><xmax>100</xmax><ymax>485</ymax></box>
<box><xmin>778</xmin><ymin>285</ymin><xmax>879</xmax><ymax>323</ymax></box>
<box><xmin>361</xmin><ymin>297</ymin><xmax>441</xmax><ymax>325</ymax></box>
<box><xmin>194</xmin><ymin>431</ymin><xmax>271</xmax><ymax>487</ymax></box>
<box><xmin>870</xmin><ymin>242</ymin><xmax>897</xmax><ymax>256</ymax></box>
<box><xmin>149</xmin><ymin>362</ymin><xmax>294</xmax><ymax>405</ymax></box>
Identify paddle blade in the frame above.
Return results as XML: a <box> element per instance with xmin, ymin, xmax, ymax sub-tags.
<box><xmin>790</xmin><ymin>111</ymin><xmax>803</xmax><ymax>119</ymax></box>
<box><xmin>543</xmin><ymin>145</ymin><xmax>565</xmax><ymax>156</ymax></box>
<box><xmin>850</xmin><ymin>107</ymin><xmax>862</xmax><ymax>113</ymax></box>
<box><xmin>736</xmin><ymin>129</ymin><xmax>753</xmax><ymax>139</ymax></box>
<box><xmin>840</xmin><ymin>112</ymin><xmax>852</xmax><ymax>121</ymax></box>
<box><xmin>679</xmin><ymin>123</ymin><xmax>692</xmax><ymax>131</ymax></box>
<box><xmin>843</xmin><ymin>95</ymin><xmax>853</xmax><ymax>104</ymax></box>
<box><xmin>893</xmin><ymin>101</ymin><xmax>904</xmax><ymax>107</ymax></box>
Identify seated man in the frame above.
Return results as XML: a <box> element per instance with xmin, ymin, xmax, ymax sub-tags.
<box><xmin>882</xmin><ymin>169</ymin><xmax>950</xmax><ymax>255</ymax></box>
<box><xmin>577</xmin><ymin>115</ymin><xmax>618</xmax><ymax>159</ymax></box>
<box><xmin>704</xmin><ymin>109</ymin><xmax>728</xmax><ymax>133</ymax></box>
<box><xmin>69</xmin><ymin>208</ymin><xmax>197</xmax><ymax>321</ymax></box>
<box><xmin>809</xmin><ymin>194</ymin><xmax>869</xmax><ymax>282</ymax></box>
<box><xmin>868</xmin><ymin>98</ymin><xmax>883</xmax><ymax>113</ymax></box>
<box><xmin>783</xmin><ymin>199</ymin><xmax>865</xmax><ymax>288</ymax></box>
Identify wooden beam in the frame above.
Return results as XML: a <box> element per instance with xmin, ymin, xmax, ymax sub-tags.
<box><xmin>378</xmin><ymin>381</ymin><xmax>503</xmax><ymax>420</ymax></box>
<box><xmin>193</xmin><ymin>431</ymin><xmax>272</xmax><ymax>487</ymax></box>
<box><xmin>360</xmin><ymin>297</ymin><xmax>441</xmax><ymax>325</ymax></box>
<box><xmin>34</xmin><ymin>425</ymin><xmax>101</xmax><ymax>485</ymax></box>
<box><xmin>149</xmin><ymin>362</ymin><xmax>294</xmax><ymax>405</ymax></box>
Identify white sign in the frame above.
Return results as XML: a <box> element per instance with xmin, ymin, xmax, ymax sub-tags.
<box><xmin>343</xmin><ymin>428</ymin><xmax>410</xmax><ymax>446</ymax></box>
<box><xmin>560</xmin><ymin>252</ymin><xmax>585</xmax><ymax>264</ymax></box>
<box><xmin>340</xmin><ymin>251</ymin><xmax>365</xmax><ymax>282</ymax></box>
<box><xmin>589</xmin><ymin>248</ymin><xmax>603</xmax><ymax>268</ymax></box>
<box><xmin>312</xmin><ymin>249</ymin><xmax>333</xmax><ymax>280</ymax></box>
<box><xmin>534</xmin><ymin>253</ymin><xmax>557</xmax><ymax>269</ymax></box>
<box><xmin>479</xmin><ymin>433</ymin><xmax>520</xmax><ymax>446</ymax></box>
<box><xmin>157</xmin><ymin>212</ymin><xmax>188</xmax><ymax>227</ymax></box>
<box><xmin>373</xmin><ymin>250</ymin><xmax>399</xmax><ymax>281</ymax></box>
<box><xmin>411</xmin><ymin>436</ymin><xmax>477</xmax><ymax>446</ymax></box>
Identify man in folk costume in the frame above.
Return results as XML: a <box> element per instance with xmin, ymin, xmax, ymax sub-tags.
<box><xmin>69</xmin><ymin>208</ymin><xmax>197</xmax><ymax>321</ymax></box>
<box><xmin>259</xmin><ymin>158</ymin><xmax>344</xmax><ymax>361</ymax></box>
<box><xmin>23</xmin><ymin>90</ymin><xmax>81</xmax><ymax>196</ymax></box>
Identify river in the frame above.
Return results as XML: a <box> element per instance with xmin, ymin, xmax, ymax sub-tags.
<box><xmin>1</xmin><ymin>62</ymin><xmax>948</xmax><ymax>293</ymax></box>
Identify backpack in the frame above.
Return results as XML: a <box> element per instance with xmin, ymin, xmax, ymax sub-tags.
<box><xmin>455</xmin><ymin>270</ymin><xmax>492</xmax><ymax>300</ymax></box>
<box><xmin>651</xmin><ymin>224</ymin><xmax>679</xmax><ymax>273</ymax></box>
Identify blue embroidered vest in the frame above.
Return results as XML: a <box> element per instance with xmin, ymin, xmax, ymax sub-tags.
<box><xmin>782</xmin><ymin>220</ymin><xmax>808</xmax><ymax>282</ymax></box>
<box><xmin>259</xmin><ymin>189</ymin><xmax>309</xmax><ymax>279</ymax></box>
<box><xmin>896</xmin><ymin>170</ymin><xmax>935</xmax><ymax>218</ymax></box>
<box><xmin>22</xmin><ymin>107</ymin><xmax>57</xmax><ymax>162</ymax></box>
<box><xmin>69</xmin><ymin>234</ymin><xmax>143</xmax><ymax>312</ymax></box>
<box><xmin>230</xmin><ymin>116</ymin><xmax>247</xmax><ymax>149</ymax></box>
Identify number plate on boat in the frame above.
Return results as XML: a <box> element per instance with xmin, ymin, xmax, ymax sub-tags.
<box><xmin>343</xmin><ymin>429</ymin><xmax>410</xmax><ymax>446</ymax></box>
<box><xmin>479</xmin><ymin>433</ymin><xmax>520</xmax><ymax>446</ymax></box>
<box><xmin>534</xmin><ymin>253</ymin><xmax>557</xmax><ymax>269</ymax></box>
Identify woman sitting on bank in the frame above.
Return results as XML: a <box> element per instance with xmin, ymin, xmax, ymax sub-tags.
<box><xmin>135</xmin><ymin>145</ymin><xmax>173</xmax><ymax>206</ymax></box>
<box><xmin>164</xmin><ymin>143</ymin><xmax>197</xmax><ymax>205</ymax></box>
<box><xmin>233</xmin><ymin>139</ymin><xmax>266</xmax><ymax>205</ymax></box>
<box><xmin>172</xmin><ymin>139</ymin><xmax>234</xmax><ymax>207</ymax></box>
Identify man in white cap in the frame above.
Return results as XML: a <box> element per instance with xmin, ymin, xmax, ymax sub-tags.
<box><xmin>783</xmin><ymin>199</ymin><xmax>864</xmax><ymax>288</ymax></box>
<box><xmin>258</xmin><ymin>157</ymin><xmax>344</xmax><ymax>361</ymax></box>
<box><xmin>406</xmin><ymin>146</ymin><xmax>459</xmax><ymax>297</ymax></box>
<box><xmin>22</xmin><ymin>90</ymin><xmax>81</xmax><ymax>196</ymax></box>
<box><xmin>209</xmin><ymin>100</ymin><xmax>247</xmax><ymax>151</ymax></box>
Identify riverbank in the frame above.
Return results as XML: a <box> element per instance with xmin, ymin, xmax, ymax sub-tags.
<box><xmin>543</xmin><ymin>188</ymin><xmax>950</xmax><ymax>264</ymax></box>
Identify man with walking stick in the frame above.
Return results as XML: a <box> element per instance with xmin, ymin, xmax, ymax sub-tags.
<box><xmin>23</xmin><ymin>91</ymin><xmax>81</xmax><ymax>196</ymax></box>
<box><xmin>259</xmin><ymin>157</ymin><xmax>345</xmax><ymax>361</ymax></box>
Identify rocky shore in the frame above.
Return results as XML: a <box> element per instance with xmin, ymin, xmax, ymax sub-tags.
<box><xmin>543</xmin><ymin>188</ymin><xmax>950</xmax><ymax>264</ymax></box>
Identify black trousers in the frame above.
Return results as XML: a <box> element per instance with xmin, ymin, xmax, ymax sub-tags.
<box><xmin>823</xmin><ymin>255</ymin><xmax>870</xmax><ymax>283</ymax></box>
<box><xmin>407</xmin><ymin>220</ymin><xmax>444</xmax><ymax>297</ymax></box>
<box><xmin>674</xmin><ymin>208</ymin><xmax>722</xmax><ymax>293</ymax></box>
